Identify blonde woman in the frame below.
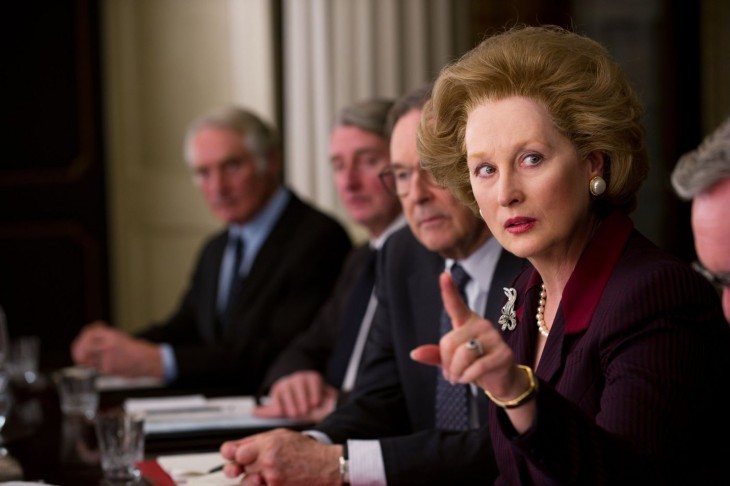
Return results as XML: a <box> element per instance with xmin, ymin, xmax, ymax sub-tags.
<box><xmin>415</xmin><ymin>26</ymin><xmax>729</xmax><ymax>484</ymax></box>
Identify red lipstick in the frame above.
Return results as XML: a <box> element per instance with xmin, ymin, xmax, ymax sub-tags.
<box><xmin>504</xmin><ymin>217</ymin><xmax>536</xmax><ymax>234</ymax></box>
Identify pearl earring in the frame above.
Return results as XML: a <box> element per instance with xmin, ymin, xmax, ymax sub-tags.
<box><xmin>479</xmin><ymin>208</ymin><xmax>484</xmax><ymax>220</ymax></box>
<box><xmin>589</xmin><ymin>176</ymin><xmax>606</xmax><ymax>196</ymax></box>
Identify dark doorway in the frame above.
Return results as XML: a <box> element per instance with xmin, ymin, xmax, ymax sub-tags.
<box><xmin>0</xmin><ymin>0</ymin><xmax>109</xmax><ymax>370</ymax></box>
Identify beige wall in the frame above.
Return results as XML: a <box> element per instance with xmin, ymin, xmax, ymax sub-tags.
<box><xmin>103</xmin><ymin>0</ymin><xmax>468</xmax><ymax>331</ymax></box>
<box><xmin>103</xmin><ymin>0</ymin><xmax>275</xmax><ymax>331</ymax></box>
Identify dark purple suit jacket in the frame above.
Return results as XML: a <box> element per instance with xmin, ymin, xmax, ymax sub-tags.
<box><xmin>491</xmin><ymin>212</ymin><xmax>730</xmax><ymax>485</ymax></box>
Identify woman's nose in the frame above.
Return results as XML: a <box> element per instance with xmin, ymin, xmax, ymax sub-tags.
<box><xmin>496</xmin><ymin>171</ymin><xmax>521</xmax><ymax>207</ymax></box>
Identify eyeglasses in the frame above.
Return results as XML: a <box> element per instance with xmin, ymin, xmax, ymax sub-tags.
<box><xmin>378</xmin><ymin>165</ymin><xmax>440</xmax><ymax>196</ymax></box>
<box><xmin>692</xmin><ymin>261</ymin><xmax>730</xmax><ymax>289</ymax></box>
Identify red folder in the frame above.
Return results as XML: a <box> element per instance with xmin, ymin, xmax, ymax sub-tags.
<box><xmin>136</xmin><ymin>459</ymin><xmax>176</xmax><ymax>486</ymax></box>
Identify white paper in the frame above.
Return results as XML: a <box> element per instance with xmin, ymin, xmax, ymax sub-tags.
<box><xmin>157</xmin><ymin>452</ymin><xmax>241</xmax><ymax>485</ymax></box>
<box><xmin>123</xmin><ymin>395</ymin><xmax>304</xmax><ymax>435</ymax></box>
<box><xmin>124</xmin><ymin>395</ymin><xmax>207</xmax><ymax>414</ymax></box>
<box><xmin>96</xmin><ymin>375</ymin><xmax>165</xmax><ymax>391</ymax></box>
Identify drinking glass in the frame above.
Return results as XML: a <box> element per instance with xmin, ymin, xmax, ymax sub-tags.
<box><xmin>7</xmin><ymin>335</ymin><xmax>40</xmax><ymax>386</ymax></box>
<box><xmin>56</xmin><ymin>366</ymin><xmax>99</xmax><ymax>419</ymax></box>
<box><xmin>95</xmin><ymin>411</ymin><xmax>145</xmax><ymax>483</ymax></box>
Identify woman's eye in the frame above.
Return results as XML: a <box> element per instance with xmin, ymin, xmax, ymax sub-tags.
<box><xmin>476</xmin><ymin>164</ymin><xmax>495</xmax><ymax>177</ymax></box>
<box><xmin>523</xmin><ymin>154</ymin><xmax>542</xmax><ymax>166</ymax></box>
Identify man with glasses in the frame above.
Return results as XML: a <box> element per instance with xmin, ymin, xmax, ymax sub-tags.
<box><xmin>379</xmin><ymin>157</ymin><xmax>439</xmax><ymax>194</ymax></box>
<box><xmin>219</xmin><ymin>85</ymin><xmax>526</xmax><ymax>484</ymax></box>
<box><xmin>672</xmin><ymin>117</ymin><xmax>730</xmax><ymax>321</ymax></box>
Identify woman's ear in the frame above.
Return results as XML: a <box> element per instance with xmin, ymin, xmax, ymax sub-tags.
<box><xmin>586</xmin><ymin>150</ymin><xmax>605</xmax><ymax>178</ymax></box>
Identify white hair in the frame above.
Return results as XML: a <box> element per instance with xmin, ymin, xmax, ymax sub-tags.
<box><xmin>672</xmin><ymin>118</ymin><xmax>730</xmax><ymax>200</ymax></box>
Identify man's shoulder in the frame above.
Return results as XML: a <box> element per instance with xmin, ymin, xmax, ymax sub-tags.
<box><xmin>382</xmin><ymin>225</ymin><xmax>419</xmax><ymax>251</ymax></box>
<box><xmin>199</xmin><ymin>227</ymin><xmax>229</xmax><ymax>250</ymax></box>
<box><xmin>280</xmin><ymin>191</ymin><xmax>349</xmax><ymax>234</ymax></box>
<box><xmin>381</xmin><ymin>226</ymin><xmax>440</xmax><ymax>268</ymax></box>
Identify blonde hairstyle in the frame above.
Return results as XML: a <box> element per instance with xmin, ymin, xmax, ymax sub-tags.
<box><xmin>418</xmin><ymin>25</ymin><xmax>648</xmax><ymax>215</ymax></box>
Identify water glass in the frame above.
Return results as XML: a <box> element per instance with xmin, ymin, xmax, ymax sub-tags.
<box><xmin>7</xmin><ymin>335</ymin><xmax>40</xmax><ymax>385</ymax></box>
<box><xmin>56</xmin><ymin>366</ymin><xmax>99</xmax><ymax>419</ymax></box>
<box><xmin>94</xmin><ymin>411</ymin><xmax>145</xmax><ymax>482</ymax></box>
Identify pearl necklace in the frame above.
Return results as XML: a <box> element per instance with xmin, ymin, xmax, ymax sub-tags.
<box><xmin>536</xmin><ymin>283</ymin><xmax>549</xmax><ymax>337</ymax></box>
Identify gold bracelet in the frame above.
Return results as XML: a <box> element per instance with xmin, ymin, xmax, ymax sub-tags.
<box><xmin>484</xmin><ymin>365</ymin><xmax>538</xmax><ymax>409</ymax></box>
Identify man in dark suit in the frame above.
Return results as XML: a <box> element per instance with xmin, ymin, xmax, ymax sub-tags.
<box><xmin>220</xmin><ymin>87</ymin><xmax>526</xmax><ymax>484</ymax></box>
<box><xmin>255</xmin><ymin>98</ymin><xmax>405</xmax><ymax>420</ymax></box>
<box><xmin>71</xmin><ymin>106</ymin><xmax>352</xmax><ymax>392</ymax></box>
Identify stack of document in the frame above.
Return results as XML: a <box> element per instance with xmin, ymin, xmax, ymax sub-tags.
<box><xmin>124</xmin><ymin>395</ymin><xmax>302</xmax><ymax>435</ymax></box>
<box><xmin>96</xmin><ymin>374</ymin><xmax>165</xmax><ymax>391</ymax></box>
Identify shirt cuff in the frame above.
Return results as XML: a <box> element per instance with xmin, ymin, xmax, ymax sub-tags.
<box><xmin>349</xmin><ymin>439</ymin><xmax>387</xmax><ymax>486</ymax></box>
<box><xmin>159</xmin><ymin>343</ymin><xmax>177</xmax><ymax>383</ymax></box>
<box><xmin>302</xmin><ymin>430</ymin><xmax>332</xmax><ymax>445</ymax></box>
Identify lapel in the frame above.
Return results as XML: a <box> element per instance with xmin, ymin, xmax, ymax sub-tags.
<box><xmin>222</xmin><ymin>194</ymin><xmax>303</xmax><ymax>333</ymax></box>
<box><xmin>535</xmin><ymin>310</ymin><xmax>567</xmax><ymax>382</ymax></box>
<box><xmin>203</xmin><ymin>232</ymin><xmax>228</xmax><ymax>342</ymax></box>
<box><xmin>505</xmin><ymin>272</ymin><xmax>567</xmax><ymax>381</ymax></box>
<box><xmin>409</xmin><ymin>251</ymin><xmax>444</xmax><ymax>347</ymax></box>
<box><xmin>407</xmin><ymin>247</ymin><xmax>444</xmax><ymax>416</ymax></box>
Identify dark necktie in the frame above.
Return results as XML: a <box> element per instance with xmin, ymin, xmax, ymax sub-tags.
<box><xmin>325</xmin><ymin>248</ymin><xmax>378</xmax><ymax>388</ymax></box>
<box><xmin>435</xmin><ymin>263</ymin><xmax>472</xmax><ymax>431</ymax></box>
<box><xmin>224</xmin><ymin>235</ymin><xmax>245</xmax><ymax>317</ymax></box>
